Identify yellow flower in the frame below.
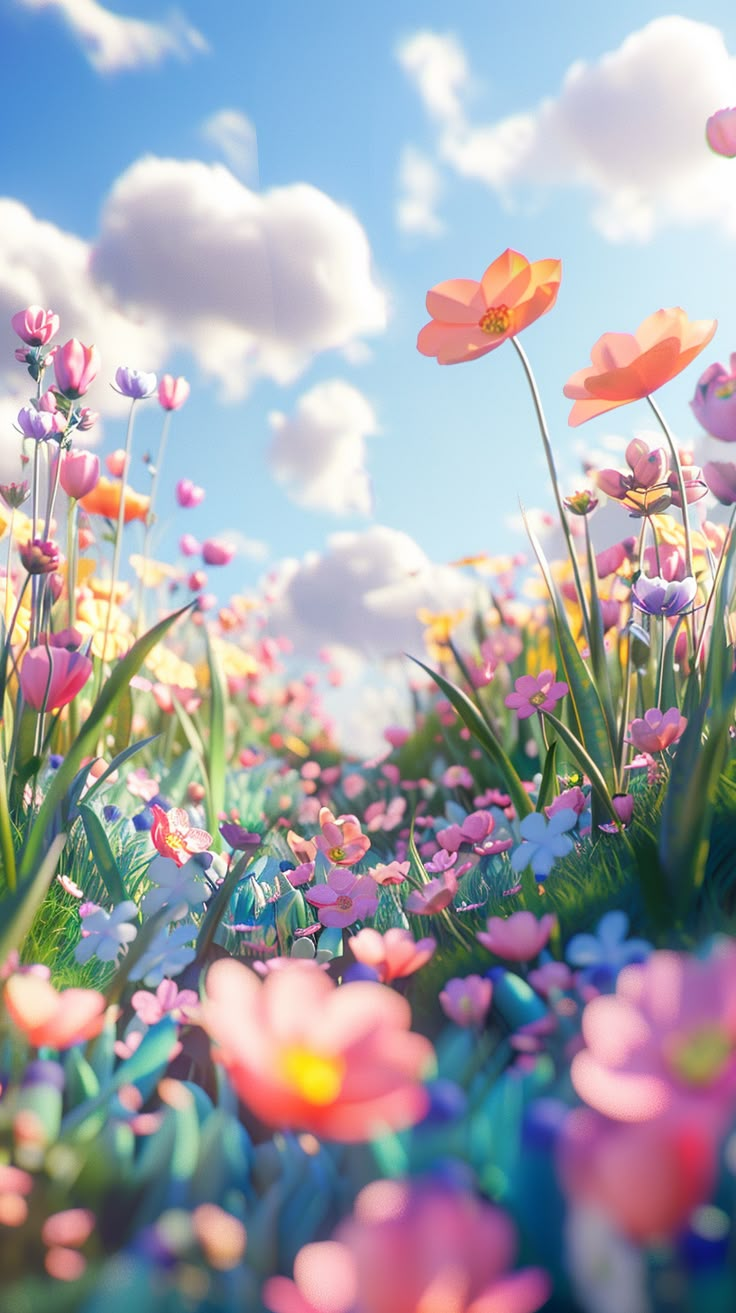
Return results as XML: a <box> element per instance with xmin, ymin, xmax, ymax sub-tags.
<box><xmin>130</xmin><ymin>555</ymin><xmax>183</xmax><ymax>588</ymax></box>
<box><xmin>145</xmin><ymin>644</ymin><xmax>198</xmax><ymax>689</ymax></box>
<box><xmin>2</xmin><ymin>586</ymin><xmax>31</xmax><ymax>647</ymax></box>
<box><xmin>76</xmin><ymin>597</ymin><xmax>132</xmax><ymax>661</ymax></box>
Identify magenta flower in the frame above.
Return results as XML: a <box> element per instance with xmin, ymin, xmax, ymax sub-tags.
<box><xmin>628</xmin><ymin>707</ymin><xmax>687</xmax><ymax>755</ymax></box>
<box><xmin>179</xmin><ymin>533</ymin><xmax>201</xmax><ymax>557</ymax></box>
<box><xmin>305</xmin><ymin>868</ymin><xmax>378</xmax><ymax>928</ymax></box>
<box><xmin>53</xmin><ymin>339</ymin><xmax>100</xmax><ymax>399</ymax></box>
<box><xmin>12</xmin><ymin>305</ymin><xmax>59</xmax><ymax>347</ymax></box>
<box><xmin>202</xmin><ymin>539</ymin><xmax>236</xmax><ymax>567</ymax></box>
<box><xmin>706</xmin><ymin>107</ymin><xmax>736</xmax><ymax>158</ymax></box>
<box><xmin>176</xmin><ymin>479</ymin><xmax>205</xmax><ymax>508</ymax></box>
<box><xmin>19</xmin><ymin>538</ymin><xmax>60</xmax><ymax>576</ymax></box>
<box><xmin>505</xmin><ymin>669</ymin><xmax>568</xmax><ymax>719</ymax></box>
<box><xmin>691</xmin><ymin>354</ymin><xmax>736</xmax><ymax>443</ymax></box>
<box><xmin>158</xmin><ymin>374</ymin><xmax>190</xmax><ymax>411</ymax></box>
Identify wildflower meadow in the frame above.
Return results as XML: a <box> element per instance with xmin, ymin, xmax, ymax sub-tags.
<box><xmin>4</xmin><ymin>6</ymin><xmax>736</xmax><ymax>1311</ymax></box>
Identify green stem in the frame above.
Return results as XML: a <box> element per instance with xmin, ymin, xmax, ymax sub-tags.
<box><xmin>99</xmin><ymin>399</ymin><xmax>139</xmax><ymax>674</ymax></box>
<box><xmin>134</xmin><ymin>410</ymin><xmax>172</xmax><ymax>638</ymax></box>
<box><xmin>646</xmin><ymin>395</ymin><xmax>695</xmax><ymax>664</ymax></box>
<box><xmin>0</xmin><ymin>750</ymin><xmax>17</xmax><ymax>891</ymax></box>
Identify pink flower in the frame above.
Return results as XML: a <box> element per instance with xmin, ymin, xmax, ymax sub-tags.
<box><xmin>126</xmin><ymin>767</ymin><xmax>160</xmax><ymax>803</ymax></box>
<box><xmin>505</xmin><ymin>670</ymin><xmax>568</xmax><ymax>719</ymax></box>
<box><xmin>439</xmin><ymin>975</ymin><xmax>493</xmax><ymax>1027</ymax></box>
<box><xmin>12</xmin><ymin>305</ymin><xmax>59</xmax><ymax>347</ymax></box>
<box><xmin>151</xmin><ymin>683</ymin><xmax>202</xmax><ymax>715</ymax></box>
<box><xmin>130</xmin><ymin>979</ymin><xmax>198</xmax><ymax>1025</ymax></box>
<box><xmin>628</xmin><ymin>707</ymin><xmax>687</xmax><ymax>754</ymax></box>
<box><xmin>363</xmin><ymin>797</ymin><xmax>406</xmax><ymax>832</ymax></box>
<box><xmin>4</xmin><ymin>975</ymin><xmax>107</xmax><ymax>1049</ymax></box>
<box><xmin>305</xmin><ymin>869</ymin><xmax>378</xmax><ymax>928</ymax></box>
<box><xmin>286</xmin><ymin>861</ymin><xmax>315</xmax><ymax>887</ymax></box>
<box><xmin>405</xmin><ymin>872</ymin><xmax>458</xmax><ymax>915</ymax></box>
<box><xmin>176</xmin><ymin>479</ymin><xmax>205</xmax><ymax>508</ymax></box>
<box><xmin>150</xmin><ymin>805</ymin><xmax>212</xmax><ymax>868</ymax></box>
<box><xmin>706</xmin><ymin>107</ymin><xmax>736</xmax><ymax>158</ymax></box>
<box><xmin>367</xmin><ymin>860</ymin><xmax>409</xmax><ymax>887</ymax></box>
<box><xmin>105</xmin><ymin>449</ymin><xmax>127</xmax><ymax>477</ymax></box>
<box><xmin>58</xmin><ymin>450</ymin><xmax>100</xmax><ymax>500</ymax></box>
<box><xmin>314</xmin><ymin>807</ymin><xmax>371</xmax><ymax>866</ymax></box>
<box><xmin>20</xmin><ymin>645</ymin><xmax>92</xmax><ymax>711</ymax></box>
<box><xmin>263</xmin><ymin>1179</ymin><xmax>550</xmax><ymax>1313</ymax></box>
<box><xmin>349</xmin><ymin>928</ymin><xmax>436</xmax><ymax>983</ymax></box>
<box><xmin>57</xmin><ymin>874</ymin><xmax>84</xmax><ymax>898</ymax></box>
<box><xmin>200</xmin><ymin>960</ymin><xmax>434</xmax><ymax>1140</ymax></box>
<box><xmin>545</xmin><ymin>787</ymin><xmax>587</xmax><ymax>820</ymax></box>
<box><xmin>342</xmin><ymin>772</ymin><xmax>366</xmax><ymax>800</ymax></box>
<box><xmin>704</xmin><ymin>460</ymin><xmax>736</xmax><ymax>505</ymax></box>
<box><xmin>384</xmin><ymin>725</ymin><xmax>410</xmax><ymax>748</ymax></box>
<box><xmin>558</xmin><ymin>1106</ymin><xmax>718</xmax><ymax>1243</ymax></box>
<box><xmin>441</xmin><ymin>764</ymin><xmax>473</xmax><ymax>789</ymax></box>
<box><xmin>571</xmin><ymin>942</ymin><xmax>736</xmax><ymax>1128</ymax></box>
<box><xmin>158</xmin><ymin>374</ymin><xmax>190</xmax><ymax>410</ymax></box>
<box><xmin>53</xmin><ymin>339</ymin><xmax>100</xmax><ymax>399</ymax></box>
<box><xmin>477</xmin><ymin>911</ymin><xmax>557</xmax><ymax>961</ymax></box>
<box><xmin>202</xmin><ymin>539</ymin><xmax>235</xmax><ymax>566</ymax></box>
<box><xmin>528</xmin><ymin>961</ymin><xmax>575</xmax><ymax>996</ymax></box>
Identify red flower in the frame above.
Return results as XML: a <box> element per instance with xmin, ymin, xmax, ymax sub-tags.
<box><xmin>150</xmin><ymin>805</ymin><xmax>212</xmax><ymax>868</ymax></box>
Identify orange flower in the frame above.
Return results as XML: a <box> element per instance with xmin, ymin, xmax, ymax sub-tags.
<box><xmin>79</xmin><ymin>476</ymin><xmax>150</xmax><ymax>524</ymax></box>
<box><xmin>564</xmin><ymin>308</ymin><xmax>717</xmax><ymax>427</ymax></box>
<box><xmin>417</xmin><ymin>248</ymin><xmax>562</xmax><ymax>365</ymax></box>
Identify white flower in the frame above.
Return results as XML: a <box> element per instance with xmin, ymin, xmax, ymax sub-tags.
<box><xmin>75</xmin><ymin>901</ymin><xmax>138</xmax><ymax>965</ymax></box>
<box><xmin>141</xmin><ymin>854</ymin><xmax>207</xmax><ymax>917</ymax></box>
<box><xmin>510</xmin><ymin>809</ymin><xmax>577</xmax><ymax>879</ymax></box>
<box><xmin>128</xmin><ymin>923</ymin><xmax>197</xmax><ymax>987</ymax></box>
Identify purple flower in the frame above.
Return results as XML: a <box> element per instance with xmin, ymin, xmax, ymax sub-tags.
<box><xmin>114</xmin><ymin>367</ymin><xmax>157</xmax><ymax>400</ymax></box>
<box><xmin>219</xmin><ymin>823</ymin><xmax>262</xmax><ymax>850</ymax></box>
<box><xmin>16</xmin><ymin>405</ymin><xmax>57</xmax><ymax>441</ymax></box>
<box><xmin>505</xmin><ymin>670</ymin><xmax>569</xmax><ymax>719</ymax></box>
<box><xmin>691</xmin><ymin>354</ymin><xmax>736</xmax><ymax>443</ymax></box>
<box><xmin>631</xmin><ymin>573</ymin><xmax>697</xmax><ymax>617</ymax></box>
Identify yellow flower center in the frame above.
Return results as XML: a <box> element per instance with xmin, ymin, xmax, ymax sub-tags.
<box><xmin>329</xmin><ymin>846</ymin><xmax>346</xmax><ymax>863</ymax></box>
<box><xmin>715</xmin><ymin>381</ymin><xmax>736</xmax><ymax>399</ymax></box>
<box><xmin>529</xmin><ymin>691</ymin><xmax>547</xmax><ymax>706</ymax></box>
<box><xmin>281</xmin><ymin>1046</ymin><xmax>345</xmax><ymax>1105</ymax></box>
<box><xmin>165</xmin><ymin>833</ymin><xmax>186</xmax><ymax>853</ymax></box>
<box><xmin>479</xmin><ymin>304</ymin><xmax>512</xmax><ymax>335</ymax></box>
<box><xmin>666</xmin><ymin>1026</ymin><xmax>732</xmax><ymax>1087</ymax></box>
<box><xmin>335</xmin><ymin>895</ymin><xmax>353</xmax><ymax>911</ymax></box>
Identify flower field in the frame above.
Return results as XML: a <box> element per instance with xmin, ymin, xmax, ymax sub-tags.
<box><xmin>4</xmin><ymin>72</ymin><xmax>736</xmax><ymax>1313</ymax></box>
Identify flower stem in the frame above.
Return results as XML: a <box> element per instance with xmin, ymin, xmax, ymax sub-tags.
<box><xmin>99</xmin><ymin>399</ymin><xmax>138</xmax><ymax>672</ymax></box>
<box><xmin>510</xmin><ymin>337</ymin><xmax>591</xmax><ymax>640</ymax></box>
<box><xmin>135</xmin><ymin>410</ymin><xmax>172</xmax><ymax>637</ymax></box>
<box><xmin>646</xmin><ymin>396</ymin><xmax>695</xmax><ymax>661</ymax></box>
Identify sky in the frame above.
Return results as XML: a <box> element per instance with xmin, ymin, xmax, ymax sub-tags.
<box><xmin>2</xmin><ymin>0</ymin><xmax>736</xmax><ymax>742</ymax></box>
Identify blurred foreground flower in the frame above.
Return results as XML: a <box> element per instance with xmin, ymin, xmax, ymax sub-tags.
<box><xmin>200</xmin><ymin>959</ymin><xmax>434</xmax><ymax>1140</ymax></box>
<box><xmin>706</xmin><ymin>107</ymin><xmax>736</xmax><ymax>157</ymax></box>
<box><xmin>3</xmin><ymin>975</ymin><xmax>106</xmax><ymax>1049</ymax></box>
<box><xmin>691</xmin><ymin>354</ymin><xmax>736</xmax><ymax>442</ymax></box>
<box><xmin>79</xmin><ymin>476</ymin><xmax>150</xmax><ymax>524</ymax></box>
<box><xmin>263</xmin><ymin>1179</ymin><xmax>550</xmax><ymax>1313</ymax></box>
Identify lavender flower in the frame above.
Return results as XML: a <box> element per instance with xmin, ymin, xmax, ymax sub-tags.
<box><xmin>114</xmin><ymin>366</ymin><xmax>157</xmax><ymax>400</ymax></box>
<box><xmin>75</xmin><ymin>901</ymin><xmax>138</xmax><ymax>965</ymax></box>
<box><xmin>631</xmin><ymin>573</ymin><xmax>697</xmax><ymax>616</ymax></box>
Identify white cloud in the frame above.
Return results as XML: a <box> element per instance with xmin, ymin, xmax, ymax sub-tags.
<box><xmin>218</xmin><ymin>530</ymin><xmax>269</xmax><ymax>562</ymax></box>
<box><xmin>396</xmin><ymin>146</ymin><xmax>444</xmax><ymax>236</ymax></box>
<box><xmin>91</xmin><ymin>156</ymin><xmax>388</xmax><ymax>397</ymax></box>
<box><xmin>396</xmin><ymin>31</ymin><xmax>469</xmax><ymax>121</ymax></box>
<box><xmin>267</xmin><ymin>524</ymin><xmax>477</xmax><ymax>661</ymax></box>
<box><xmin>268</xmin><ymin>380</ymin><xmax>378</xmax><ymax>516</ymax></box>
<box><xmin>400</xmin><ymin>17</ymin><xmax>736</xmax><ymax>242</ymax></box>
<box><xmin>16</xmin><ymin>0</ymin><xmax>207</xmax><ymax>74</ymax></box>
<box><xmin>199</xmin><ymin>110</ymin><xmax>258</xmax><ymax>182</ymax></box>
<box><xmin>0</xmin><ymin>197</ymin><xmax>167</xmax><ymax>476</ymax></box>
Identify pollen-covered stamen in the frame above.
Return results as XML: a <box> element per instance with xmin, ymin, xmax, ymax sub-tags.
<box><xmin>328</xmin><ymin>846</ymin><xmax>346</xmax><ymax>863</ymax></box>
<box><xmin>716</xmin><ymin>381</ymin><xmax>736</xmax><ymax>399</ymax></box>
<box><xmin>529</xmin><ymin>691</ymin><xmax>548</xmax><ymax>707</ymax></box>
<box><xmin>335</xmin><ymin>895</ymin><xmax>353</xmax><ymax>911</ymax></box>
<box><xmin>479</xmin><ymin>304</ymin><xmax>512</xmax><ymax>335</ymax></box>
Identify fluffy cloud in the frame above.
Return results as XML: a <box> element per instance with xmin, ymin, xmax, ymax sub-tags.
<box><xmin>396</xmin><ymin>146</ymin><xmax>444</xmax><ymax>236</ymax></box>
<box><xmin>267</xmin><ymin>524</ymin><xmax>477</xmax><ymax>660</ymax></box>
<box><xmin>400</xmin><ymin>17</ymin><xmax>736</xmax><ymax>242</ymax></box>
<box><xmin>199</xmin><ymin>110</ymin><xmax>258</xmax><ymax>182</ymax></box>
<box><xmin>0</xmin><ymin>197</ymin><xmax>168</xmax><ymax>474</ymax></box>
<box><xmin>396</xmin><ymin>31</ymin><xmax>469</xmax><ymax>122</ymax></box>
<box><xmin>91</xmin><ymin>156</ymin><xmax>388</xmax><ymax>396</ymax></box>
<box><xmin>268</xmin><ymin>380</ymin><xmax>378</xmax><ymax>516</ymax></box>
<box><xmin>16</xmin><ymin>0</ymin><xmax>207</xmax><ymax>74</ymax></box>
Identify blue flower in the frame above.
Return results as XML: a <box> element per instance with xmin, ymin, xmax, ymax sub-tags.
<box><xmin>75</xmin><ymin>901</ymin><xmax>138</xmax><ymax>965</ymax></box>
<box><xmin>565</xmin><ymin>910</ymin><xmax>652</xmax><ymax>988</ymax></box>
<box><xmin>510</xmin><ymin>809</ymin><xmax>577</xmax><ymax>881</ymax></box>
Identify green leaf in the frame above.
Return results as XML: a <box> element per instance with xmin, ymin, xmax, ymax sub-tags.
<box><xmin>541</xmin><ymin>709</ymin><xmax>619</xmax><ymax>822</ymax></box>
<box><xmin>205</xmin><ymin>632</ymin><xmax>227</xmax><ymax>848</ymax></box>
<box><xmin>0</xmin><ymin>834</ymin><xmax>66</xmax><ymax>969</ymax></box>
<box><xmin>408</xmin><ymin>657</ymin><xmax>533</xmax><ymax>818</ymax></box>
<box><xmin>195</xmin><ymin>848</ymin><xmax>253</xmax><ymax>963</ymax></box>
<box><xmin>111</xmin><ymin>682</ymin><xmax>133</xmax><ymax>757</ymax></box>
<box><xmin>524</xmin><ymin>512</ymin><xmax>618</xmax><ymax>794</ymax></box>
<box><xmin>535</xmin><ymin>739</ymin><xmax>558</xmax><ymax>813</ymax></box>
<box><xmin>18</xmin><ymin>604</ymin><xmax>193</xmax><ymax>885</ymax></box>
<box><xmin>79</xmin><ymin>804</ymin><xmax>128</xmax><ymax>905</ymax></box>
<box><xmin>78</xmin><ymin>734</ymin><xmax>160</xmax><ymax>813</ymax></box>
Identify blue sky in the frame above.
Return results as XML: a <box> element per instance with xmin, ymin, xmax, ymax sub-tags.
<box><xmin>2</xmin><ymin>0</ymin><xmax>736</xmax><ymax>692</ymax></box>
